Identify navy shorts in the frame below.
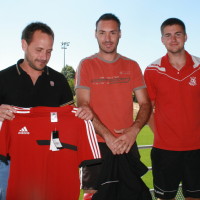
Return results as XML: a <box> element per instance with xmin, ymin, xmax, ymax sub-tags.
<box><xmin>81</xmin><ymin>142</ymin><xmax>140</xmax><ymax>190</ymax></box>
<box><xmin>151</xmin><ymin>147</ymin><xmax>200</xmax><ymax>199</ymax></box>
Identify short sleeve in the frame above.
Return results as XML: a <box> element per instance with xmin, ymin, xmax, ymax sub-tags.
<box><xmin>75</xmin><ymin>60</ymin><xmax>91</xmax><ymax>90</ymax></box>
<box><xmin>131</xmin><ymin>61</ymin><xmax>146</xmax><ymax>91</ymax></box>
<box><xmin>60</xmin><ymin>74</ymin><xmax>74</xmax><ymax>105</ymax></box>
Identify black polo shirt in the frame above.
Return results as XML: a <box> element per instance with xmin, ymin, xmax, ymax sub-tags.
<box><xmin>0</xmin><ymin>59</ymin><xmax>74</xmax><ymax>107</ymax></box>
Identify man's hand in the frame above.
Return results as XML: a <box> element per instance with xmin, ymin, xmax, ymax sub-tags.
<box><xmin>111</xmin><ymin>88</ymin><xmax>152</xmax><ymax>154</ymax></box>
<box><xmin>0</xmin><ymin>104</ymin><xmax>16</xmax><ymax>121</ymax></box>
<box><xmin>103</xmin><ymin>133</ymin><xmax>119</xmax><ymax>155</ymax></box>
<box><xmin>75</xmin><ymin>105</ymin><xmax>94</xmax><ymax>121</ymax></box>
<box><xmin>104</xmin><ymin>130</ymin><xmax>136</xmax><ymax>155</ymax></box>
<box><xmin>75</xmin><ymin>88</ymin><xmax>130</xmax><ymax>155</ymax></box>
<box><xmin>113</xmin><ymin>126</ymin><xmax>139</xmax><ymax>154</ymax></box>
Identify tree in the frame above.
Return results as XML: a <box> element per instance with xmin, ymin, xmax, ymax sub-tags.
<box><xmin>61</xmin><ymin>65</ymin><xmax>75</xmax><ymax>80</ymax></box>
<box><xmin>61</xmin><ymin>65</ymin><xmax>75</xmax><ymax>95</ymax></box>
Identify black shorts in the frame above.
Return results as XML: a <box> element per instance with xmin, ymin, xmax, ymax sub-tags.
<box><xmin>151</xmin><ymin>147</ymin><xmax>200</xmax><ymax>199</ymax></box>
<box><xmin>80</xmin><ymin>142</ymin><xmax>140</xmax><ymax>190</ymax></box>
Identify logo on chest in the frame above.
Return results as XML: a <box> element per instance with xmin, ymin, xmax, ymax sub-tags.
<box><xmin>189</xmin><ymin>77</ymin><xmax>197</xmax><ymax>86</ymax></box>
<box><xmin>92</xmin><ymin>76</ymin><xmax>130</xmax><ymax>85</ymax></box>
<box><xmin>18</xmin><ymin>126</ymin><xmax>30</xmax><ymax>134</ymax></box>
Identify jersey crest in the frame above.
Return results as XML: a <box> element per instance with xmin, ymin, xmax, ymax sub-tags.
<box><xmin>189</xmin><ymin>76</ymin><xmax>197</xmax><ymax>86</ymax></box>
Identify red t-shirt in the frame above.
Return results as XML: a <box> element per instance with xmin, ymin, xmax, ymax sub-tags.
<box><xmin>0</xmin><ymin>106</ymin><xmax>101</xmax><ymax>200</ymax></box>
<box><xmin>144</xmin><ymin>51</ymin><xmax>200</xmax><ymax>151</ymax></box>
<box><xmin>76</xmin><ymin>54</ymin><xmax>145</xmax><ymax>142</ymax></box>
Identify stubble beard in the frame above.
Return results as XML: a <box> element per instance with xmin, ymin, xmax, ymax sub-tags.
<box><xmin>98</xmin><ymin>41</ymin><xmax>118</xmax><ymax>55</ymax></box>
<box><xmin>25</xmin><ymin>55</ymin><xmax>47</xmax><ymax>72</ymax></box>
<box><xmin>167</xmin><ymin>46</ymin><xmax>185</xmax><ymax>55</ymax></box>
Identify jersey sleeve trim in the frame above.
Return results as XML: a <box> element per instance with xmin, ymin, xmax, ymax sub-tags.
<box><xmin>192</xmin><ymin>55</ymin><xmax>200</xmax><ymax>68</ymax></box>
<box><xmin>133</xmin><ymin>85</ymin><xmax>146</xmax><ymax>91</ymax></box>
<box><xmin>84</xmin><ymin>120</ymin><xmax>101</xmax><ymax>159</ymax></box>
<box><xmin>75</xmin><ymin>85</ymin><xmax>90</xmax><ymax>90</ymax></box>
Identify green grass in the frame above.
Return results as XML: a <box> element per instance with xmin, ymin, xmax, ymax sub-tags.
<box><xmin>137</xmin><ymin>125</ymin><xmax>154</xmax><ymax>145</ymax></box>
<box><xmin>79</xmin><ymin>125</ymin><xmax>154</xmax><ymax>199</ymax></box>
<box><xmin>79</xmin><ymin>190</ymin><xmax>83</xmax><ymax>200</ymax></box>
<box><xmin>137</xmin><ymin>125</ymin><xmax>154</xmax><ymax>189</ymax></box>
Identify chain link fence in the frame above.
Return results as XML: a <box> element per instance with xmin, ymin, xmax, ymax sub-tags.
<box><xmin>150</xmin><ymin>186</ymin><xmax>184</xmax><ymax>200</ymax></box>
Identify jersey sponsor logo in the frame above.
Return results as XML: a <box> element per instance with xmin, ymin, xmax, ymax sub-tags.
<box><xmin>119</xmin><ymin>71</ymin><xmax>130</xmax><ymax>75</ymax></box>
<box><xmin>189</xmin><ymin>77</ymin><xmax>197</xmax><ymax>86</ymax></box>
<box><xmin>18</xmin><ymin>126</ymin><xmax>30</xmax><ymax>134</ymax></box>
<box><xmin>91</xmin><ymin>77</ymin><xmax>130</xmax><ymax>85</ymax></box>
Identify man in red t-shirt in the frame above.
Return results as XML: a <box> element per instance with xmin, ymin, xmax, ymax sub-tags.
<box><xmin>144</xmin><ymin>18</ymin><xmax>200</xmax><ymax>200</ymax></box>
<box><xmin>75</xmin><ymin>13</ymin><xmax>152</xmax><ymax>199</ymax></box>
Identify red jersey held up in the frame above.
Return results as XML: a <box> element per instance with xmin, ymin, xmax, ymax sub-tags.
<box><xmin>0</xmin><ymin>106</ymin><xmax>101</xmax><ymax>200</ymax></box>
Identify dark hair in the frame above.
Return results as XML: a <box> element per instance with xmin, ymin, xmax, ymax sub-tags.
<box><xmin>21</xmin><ymin>22</ymin><xmax>54</xmax><ymax>44</ymax></box>
<box><xmin>161</xmin><ymin>18</ymin><xmax>186</xmax><ymax>35</ymax></box>
<box><xmin>96</xmin><ymin>13</ymin><xmax>121</xmax><ymax>31</ymax></box>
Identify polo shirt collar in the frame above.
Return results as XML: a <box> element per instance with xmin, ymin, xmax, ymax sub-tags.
<box><xmin>162</xmin><ymin>51</ymin><xmax>194</xmax><ymax>71</ymax></box>
<box><xmin>16</xmin><ymin>59</ymin><xmax>49</xmax><ymax>75</ymax></box>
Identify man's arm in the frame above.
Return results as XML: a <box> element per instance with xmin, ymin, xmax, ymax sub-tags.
<box><xmin>147</xmin><ymin>101</ymin><xmax>155</xmax><ymax>133</ymax></box>
<box><xmin>113</xmin><ymin>88</ymin><xmax>152</xmax><ymax>154</ymax></box>
<box><xmin>76</xmin><ymin>88</ymin><xmax>122</xmax><ymax>155</ymax></box>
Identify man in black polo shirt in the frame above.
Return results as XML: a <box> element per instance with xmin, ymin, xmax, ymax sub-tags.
<box><xmin>0</xmin><ymin>22</ymin><xmax>76</xmax><ymax>200</ymax></box>
<box><xmin>0</xmin><ymin>58</ymin><xmax>74</xmax><ymax>108</ymax></box>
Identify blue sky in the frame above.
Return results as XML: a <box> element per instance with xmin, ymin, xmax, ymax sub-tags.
<box><xmin>1</xmin><ymin>0</ymin><xmax>200</xmax><ymax>72</ymax></box>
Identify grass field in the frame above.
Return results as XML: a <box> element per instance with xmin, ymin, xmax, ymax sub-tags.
<box><xmin>137</xmin><ymin>125</ymin><xmax>154</xmax><ymax>189</ymax></box>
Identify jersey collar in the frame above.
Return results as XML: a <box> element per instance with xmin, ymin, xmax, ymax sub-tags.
<box><xmin>162</xmin><ymin>51</ymin><xmax>194</xmax><ymax>72</ymax></box>
<box><xmin>16</xmin><ymin>59</ymin><xmax>49</xmax><ymax>75</ymax></box>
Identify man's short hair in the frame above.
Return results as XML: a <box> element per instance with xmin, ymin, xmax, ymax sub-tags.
<box><xmin>21</xmin><ymin>22</ymin><xmax>54</xmax><ymax>44</ymax></box>
<box><xmin>161</xmin><ymin>18</ymin><xmax>186</xmax><ymax>35</ymax></box>
<box><xmin>96</xmin><ymin>13</ymin><xmax>121</xmax><ymax>31</ymax></box>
